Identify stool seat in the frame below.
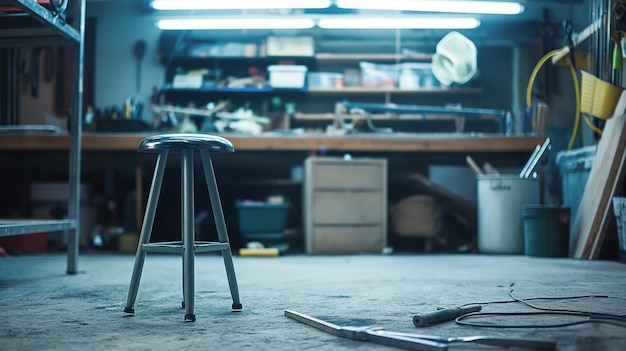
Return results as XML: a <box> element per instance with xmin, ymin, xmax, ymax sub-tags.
<box><xmin>138</xmin><ymin>133</ymin><xmax>234</xmax><ymax>153</ymax></box>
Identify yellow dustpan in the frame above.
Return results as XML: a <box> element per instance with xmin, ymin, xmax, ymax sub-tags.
<box><xmin>580</xmin><ymin>70</ymin><xmax>624</xmax><ymax>119</ymax></box>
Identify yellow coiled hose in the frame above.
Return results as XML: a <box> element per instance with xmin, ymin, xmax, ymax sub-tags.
<box><xmin>525</xmin><ymin>49</ymin><xmax>602</xmax><ymax>151</ymax></box>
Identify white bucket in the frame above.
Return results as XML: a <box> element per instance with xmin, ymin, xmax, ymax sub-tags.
<box><xmin>477</xmin><ymin>174</ymin><xmax>539</xmax><ymax>254</ymax></box>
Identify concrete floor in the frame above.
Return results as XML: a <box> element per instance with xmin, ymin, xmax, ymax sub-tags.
<box><xmin>0</xmin><ymin>253</ymin><xmax>625</xmax><ymax>351</ymax></box>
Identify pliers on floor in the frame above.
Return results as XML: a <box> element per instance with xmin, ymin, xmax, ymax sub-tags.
<box><xmin>285</xmin><ymin>310</ymin><xmax>557</xmax><ymax>351</ymax></box>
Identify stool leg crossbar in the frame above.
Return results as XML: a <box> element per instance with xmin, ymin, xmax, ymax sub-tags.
<box><xmin>124</xmin><ymin>148</ymin><xmax>242</xmax><ymax>322</ymax></box>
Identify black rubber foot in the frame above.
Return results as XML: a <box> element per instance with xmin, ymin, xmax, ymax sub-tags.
<box><xmin>232</xmin><ymin>302</ymin><xmax>243</xmax><ymax>311</ymax></box>
<box><xmin>123</xmin><ymin>307</ymin><xmax>135</xmax><ymax>314</ymax></box>
<box><xmin>184</xmin><ymin>313</ymin><xmax>196</xmax><ymax>322</ymax></box>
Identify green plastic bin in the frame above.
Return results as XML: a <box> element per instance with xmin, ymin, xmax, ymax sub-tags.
<box><xmin>236</xmin><ymin>201</ymin><xmax>291</xmax><ymax>234</ymax></box>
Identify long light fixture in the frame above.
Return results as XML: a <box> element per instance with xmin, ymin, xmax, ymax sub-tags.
<box><xmin>318</xmin><ymin>17</ymin><xmax>481</xmax><ymax>29</ymax></box>
<box><xmin>151</xmin><ymin>0</ymin><xmax>523</xmax><ymax>15</ymax></box>
<box><xmin>156</xmin><ymin>18</ymin><xmax>316</xmax><ymax>30</ymax></box>
<box><xmin>151</xmin><ymin>0</ymin><xmax>331</xmax><ymax>11</ymax></box>
<box><xmin>156</xmin><ymin>16</ymin><xmax>480</xmax><ymax>30</ymax></box>
<box><xmin>337</xmin><ymin>0</ymin><xmax>525</xmax><ymax>15</ymax></box>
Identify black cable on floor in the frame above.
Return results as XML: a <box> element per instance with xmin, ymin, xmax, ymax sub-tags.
<box><xmin>454</xmin><ymin>283</ymin><xmax>626</xmax><ymax>329</ymax></box>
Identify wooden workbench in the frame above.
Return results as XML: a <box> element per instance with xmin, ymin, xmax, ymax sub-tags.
<box><xmin>0</xmin><ymin>132</ymin><xmax>546</xmax><ymax>251</ymax></box>
<box><xmin>0</xmin><ymin>132</ymin><xmax>545</xmax><ymax>153</ymax></box>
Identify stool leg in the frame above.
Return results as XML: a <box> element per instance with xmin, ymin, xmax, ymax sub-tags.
<box><xmin>200</xmin><ymin>151</ymin><xmax>242</xmax><ymax>311</ymax></box>
<box><xmin>124</xmin><ymin>150</ymin><xmax>169</xmax><ymax>314</ymax></box>
<box><xmin>181</xmin><ymin>149</ymin><xmax>196</xmax><ymax>322</ymax></box>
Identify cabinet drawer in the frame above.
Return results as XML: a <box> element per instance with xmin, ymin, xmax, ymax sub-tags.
<box><xmin>313</xmin><ymin>191</ymin><xmax>383</xmax><ymax>224</ymax></box>
<box><xmin>308</xmin><ymin>158</ymin><xmax>385</xmax><ymax>190</ymax></box>
<box><xmin>308</xmin><ymin>226</ymin><xmax>385</xmax><ymax>254</ymax></box>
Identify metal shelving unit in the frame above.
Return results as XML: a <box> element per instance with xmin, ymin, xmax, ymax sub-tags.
<box><xmin>0</xmin><ymin>0</ymin><xmax>85</xmax><ymax>274</ymax></box>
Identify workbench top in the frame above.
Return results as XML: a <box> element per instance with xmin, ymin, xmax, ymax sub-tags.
<box><xmin>0</xmin><ymin>132</ymin><xmax>545</xmax><ymax>153</ymax></box>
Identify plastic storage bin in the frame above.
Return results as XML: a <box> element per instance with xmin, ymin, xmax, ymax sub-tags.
<box><xmin>359</xmin><ymin>61</ymin><xmax>399</xmax><ymax>88</ymax></box>
<box><xmin>235</xmin><ymin>200</ymin><xmax>291</xmax><ymax>234</ymax></box>
<box><xmin>308</xmin><ymin>72</ymin><xmax>343</xmax><ymax>88</ymax></box>
<box><xmin>556</xmin><ymin>145</ymin><xmax>597</xmax><ymax>223</ymax></box>
<box><xmin>613</xmin><ymin>197</ymin><xmax>626</xmax><ymax>263</ymax></box>
<box><xmin>398</xmin><ymin>62</ymin><xmax>436</xmax><ymax>89</ymax></box>
<box><xmin>267</xmin><ymin>65</ymin><xmax>307</xmax><ymax>89</ymax></box>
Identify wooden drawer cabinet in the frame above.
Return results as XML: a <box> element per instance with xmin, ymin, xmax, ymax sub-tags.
<box><xmin>304</xmin><ymin>157</ymin><xmax>387</xmax><ymax>254</ymax></box>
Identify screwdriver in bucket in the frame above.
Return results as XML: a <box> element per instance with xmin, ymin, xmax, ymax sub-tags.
<box><xmin>413</xmin><ymin>304</ymin><xmax>482</xmax><ymax>327</ymax></box>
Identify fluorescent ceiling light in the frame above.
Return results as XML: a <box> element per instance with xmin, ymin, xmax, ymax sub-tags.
<box><xmin>318</xmin><ymin>17</ymin><xmax>481</xmax><ymax>29</ymax></box>
<box><xmin>156</xmin><ymin>18</ymin><xmax>316</xmax><ymax>30</ymax></box>
<box><xmin>156</xmin><ymin>17</ymin><xmax>480</xmax><ymax>30</ymax></box>
<box><xmin>337</xmin><ymin>0</ymin><xmax>524</xmax><ymax>15</ymax></box>
<box><xmin>151</xmin><ymin>0</ymin><xmax>331</xmax><ymax>10</ymax></box>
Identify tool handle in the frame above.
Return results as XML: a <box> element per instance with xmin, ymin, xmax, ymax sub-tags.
<box><xmin>519</xmin><ymin>144</ymin><xmax>540</xmax><ymax>178</ymax></box>
<box><xmin>471</xmin><ymin>337</ymin><xmax>557</xmax><ymax>350</ymax></box>
<box><xmin>522</xmin><ymin>137</ymin><xmax>551</xmax><ymax>178</ymax></box>
<box><xmin>465</xmin><ymin>155</ymin><xmax>483</xmax><ymax>176</ymax></box>
<box><xmin>413</xmin><ymin>305</ymin><xmax>482</xmax><ymax>327</ymax></box>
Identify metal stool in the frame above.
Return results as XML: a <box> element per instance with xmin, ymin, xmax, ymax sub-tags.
<box><xmin>123</xmin><ymin>133</ymin><xmax>242</xmax><ymax>322</ymax></box>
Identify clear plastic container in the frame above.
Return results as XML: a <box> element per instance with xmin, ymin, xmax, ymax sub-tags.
<box><xmin>307</xmin><ymin>72</ymin><xmax>343</xmax><ymax>88</ymax></box>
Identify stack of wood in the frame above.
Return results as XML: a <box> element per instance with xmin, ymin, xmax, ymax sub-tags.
<box><xmin>571</xmin><ymin>91</ymin><xmax>626</xmax><ymax>259</ymax></box>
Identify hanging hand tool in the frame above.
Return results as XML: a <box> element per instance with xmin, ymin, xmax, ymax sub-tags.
<box><xmin>30</xmin><ymin>47</ymin><xmax>43</xmax><ymax>98</ymax></box>
<box><xmin>50</xmin><ymin>0</ymin><xmax>68</xmax><ymax>15</ymax></box>
<box><xmin>55</xmin><ymin>46</ymin><xmax>65</xmax><ymax>112</ymax></box>
<box><xmin>285</xmin><ymin>310</ymin><xmax>557</xmax><ymax>351</ymax></box>
<box><xmin>412</xmin><ymin>304</ymin><xmax>481</xmax><ymax>327</ymax></box>
<box><xmin>133</xmin><ymin>40</ymin><xmax>147</xmax><ymax>94</ymax></box>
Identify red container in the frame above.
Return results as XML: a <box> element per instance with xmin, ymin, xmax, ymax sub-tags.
<box><xmin>0</xmin><ymin>1</ymin><xmax>53</xmax><ymax>12</ymax></box>
<box><xmin>0</xmin><ymin>233</ymin><xmax>48</xmax><ymax>254</ymax></box>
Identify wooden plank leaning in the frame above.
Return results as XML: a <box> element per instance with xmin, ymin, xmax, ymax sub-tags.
<box><xmin>571</xmin><ymin>90</ymin><xmax>626</xmax><ymax>259</ymax></box>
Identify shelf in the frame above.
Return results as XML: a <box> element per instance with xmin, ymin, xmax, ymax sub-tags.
<box><xmin>159</xmin><ymin>46</ymin><xmax>490</xmax><ymax>128</ymax></box>
<box><xmin>170</xmin><ymin>53</ymin><xmax>429</xmax><ymax>63</ymax></box>
<box><xmin>292</xmin><ymin>112</ymin><xmax>501</xmax><ymax>133</ymax></box>
<box><xmin>294</xmin><ymin>113</ymin><xmax>499</xmax><ymax>121</ymax></box>
<box><xmin>168</xmin><ymin>55</ymin><xmax>316</xmax><ymax>67</ymax></box>
<box><xmin>0</xmin><ymin>219</ymin><xmax>76</xmax><ymax>237</ymax></box>
<box><xmin>162</xmin><ymin>85</ymin><xmax>307</xmax><ymax>94</ymax></box>
<box><xmin>0</xmin><ymin>0</ymin><xmax>80</xmax><ymax>45</ymax></box>
<box><xmin>308</xmin><ymin>87</ymin><xmax>483</xmax><ymax>95</ymax></box>
<box><xmin>161</xmin><ymin>86</ymin><xmax>481</xmax><ymax>96</ymax></box>
<box><xmin>315</xmin><ymin>53</ymin><xmax>432</xmax><ymax>64</ymax></box>
<box><xmin>0</xmin><ymin>0</ymin><xmax>84</xmax><ymax>274</ymax></box>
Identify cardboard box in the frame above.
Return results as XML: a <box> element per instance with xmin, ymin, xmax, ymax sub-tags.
<box><xmin>389</xmin><ymin>195</ymin><xmax>442</xmax><ymax>237</ymax></box>
<box><xmin>266</xmin><ymin>36</ymin><xmax>314</xmax><ymax>57</ymax></box>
